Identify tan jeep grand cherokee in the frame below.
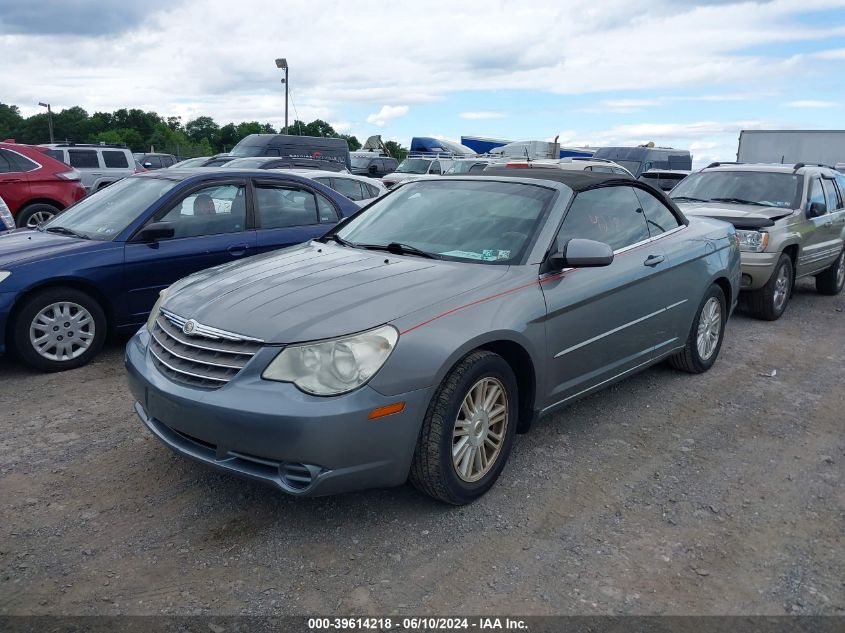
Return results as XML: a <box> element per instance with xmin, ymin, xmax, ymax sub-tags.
<box><xmin>671</xmin><ymin>163</ymin><xmax>845</xmax><ymax>320</ymax></box>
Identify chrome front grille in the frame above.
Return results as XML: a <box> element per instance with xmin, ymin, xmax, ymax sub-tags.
<box><xmin>149</xmin><ymin>310</ymin><xmax>263</xmax><ymax>389</ymax></box>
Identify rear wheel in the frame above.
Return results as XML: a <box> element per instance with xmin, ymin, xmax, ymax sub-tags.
<box><xmin>410</xmin><ymin>350</ymin><xmax>518</xmax><ymax>504</ymax></box>
<box><xmin>815</xmin><ymin>249</ymin><xmax>845</xmax><ymax>295</ymax></box>
<box><xmin>12</xmin><ymin>287</ymin><xmax>107</xmax><ymax>372</ymax></box>
<box><xmin>16</xmin><ymin>203</ymin><xmax>60</xmax><ymax>228</ymax></box>
<box><xmin>747</xmin><ymin>253</ymin><xmax>792</xmax><ymax>320</ymax></box>
<box><xmin>668</xmin><ymin>284</ymin><xmax>726</xmax><ymax>374</ymax></box>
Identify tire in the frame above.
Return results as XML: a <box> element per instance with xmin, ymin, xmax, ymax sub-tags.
<box><xmin>16</xmin><ymin>203</ymin><xmax>60</xmax><ymax>229</ymax></box>
<box><xmin>12</xmin><ymin>287</ymin><xmax>107</xmax><ymax>372</ymax></box>
<box><xmin>815</xmin><ymin>248</ymin><xmax>845</xmax><ymax>296</ymax></box>
<box><xmin>668</xmin><ymin>284</ymin><xmax>726</xmax><ymax>374</ymax></box>
<box><xmin>746</xmin><ymin>253</ymin><xmax>793</xmax><ymax>320</ymax></box>
<box><xmin>410</xmin><ymin>350</ymin><xmax>519</xmax><ymax>505</ymax></box>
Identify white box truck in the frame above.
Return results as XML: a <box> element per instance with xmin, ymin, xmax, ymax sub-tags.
<box><xmin>737</xmin><ymin>129</ymin><xmax>845</xmax><ymax>166</ymax></box>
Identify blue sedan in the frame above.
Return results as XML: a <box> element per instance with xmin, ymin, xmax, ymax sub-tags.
<box><xmin>0</xmin><ymin>169</ymin><xmax>360</xmax><ymax>371</ymax></box>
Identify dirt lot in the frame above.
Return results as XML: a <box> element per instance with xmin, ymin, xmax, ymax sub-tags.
<box><xmin>0</xmin><ymin>279</ymin><xmax>843</xmax><ymax>616</ymax></box>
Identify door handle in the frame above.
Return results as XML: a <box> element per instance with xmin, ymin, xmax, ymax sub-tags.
<box><xmin>227</xmin><ymin>244</ymin><xmax>249</xmax><ymax>256</ymax></box>
<box><xmin>644</xmin><ymin>254</ymin><xmax>665</xmax><ymax>267</ymax></box>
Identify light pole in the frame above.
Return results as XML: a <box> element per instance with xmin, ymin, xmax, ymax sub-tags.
<box><xmin>275</xmin><ymin>58</ymin><xmax>288</xmax><ymax>134</ymax></box>
<box><xmin>38</xmin><ymin>102</ymin><xmax>54</xmax><ymax>143</ymax></box>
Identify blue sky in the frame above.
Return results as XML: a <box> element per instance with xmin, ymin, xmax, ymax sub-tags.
<box><xmin>2</xmin><ymin>0</ymin><xmax>844</xmax><ymax>165</ymax></box>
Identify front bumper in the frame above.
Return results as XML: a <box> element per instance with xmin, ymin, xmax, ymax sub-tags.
<box><xmin>125</xmin><ymin>329</ymin><xmax>433</xmax><ymax>497</ymax></box>
<box><xmin>739</xmin><ymin>251</ymin><xmax>781</xmax><ymax>291</ymax></box>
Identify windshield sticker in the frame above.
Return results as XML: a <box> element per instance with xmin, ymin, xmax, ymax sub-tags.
<box><xmin>497</xmin><ymin>250</ymin><xmax>510</xmax><ymax>260</ymax></box>
<box><xmin>441</xmin><ymin>250</ymin><xmax>502</xmax><ymax>261</ymax></box>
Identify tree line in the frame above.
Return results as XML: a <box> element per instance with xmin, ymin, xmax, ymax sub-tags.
<box><xmin>0</xmin><ymin>103</ymin><xmax>407</xmax><ymax>159</ymax></box>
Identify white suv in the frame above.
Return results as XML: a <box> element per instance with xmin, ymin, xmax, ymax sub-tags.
<box><xmin>42</xmin><ymin>144</ymin><xmax>136</xmax><ymax>193</ymax></box>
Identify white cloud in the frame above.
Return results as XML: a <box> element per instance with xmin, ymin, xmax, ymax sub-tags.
<box><xmin>460</xmin><ymin>111</ymin><xmax>507</xmax><ymax>120</ymax></box>
<box><xmin>366</xmin><ymin>105</ymin><xmax>409</xmax><ymax>128</ymax></box>
<box><xmin>783</xmin><ymin>100</ymin><xmax>838</xmax><ymax>108</ymax></box>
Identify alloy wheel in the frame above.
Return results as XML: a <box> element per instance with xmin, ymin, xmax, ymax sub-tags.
<box><xmin>772</xmin><ymin>264</ymin><xmax>791</xmax><ymax>311</ymax></box>
<box><xmin>696</xmin><ymin>296</ymin><xmax>722</xmax><ymax>361</ymax></box>
<box><xmin>26</xmin><ymin>210</ymin><xmax>55</xmax><ymax>228</ymax></box>
<box><xmin>452</xmin><ymin>377</ymin><xmax>508</xmax><ymax>482</ymax></box>
<box><xmin>29</xmin><ymin>301</ymin><xmax>96</xmax><ymax>362</ymax></box>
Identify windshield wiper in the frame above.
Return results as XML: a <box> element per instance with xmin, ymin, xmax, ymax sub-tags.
<box><xmin>671</xmin><ymin>196</ymin><xmax>708</xmax><ymax>202</ymax></box>
<box><xmin>709</xmin><ymin>197</ymin><xmax>772</xmax><ymax>207</ymax></box>
<box><xmin>42</xmin><ymin>226</ymin><xmax>90</xmax><ymax>239</ymax></box>
<box><xmin>358</xmin><ymin>242</ymin><xmax>441</xmax><ymax>259</ymax></box>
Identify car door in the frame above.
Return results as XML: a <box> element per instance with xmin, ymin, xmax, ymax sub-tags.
<box><xmin>631</xmin><ymin>186</ymin><xmax>701</xmax><ymax>339</ymax></box>
<box><xmin>253</xmin><ymin>180</ymin><xmax>341</xmax><ymax>254</ymax></box>
<box><xmin>819</xmin><ymin>176</ymin><xmax>845</xmax><ymax>264</ymax></box>
<box><xmin>122</xmin><ymin>180</ymin><xmax>255</xmax><ymax>322</ymax></box>
<box><xmin>541</xmin><ymin>185</ymin><xmax>669</xmax><ymax>405</ymax></box>
<box><xmin>798</xmin><ymin>176</ymin><xmax>834</xmax><ymax>275</ymax></box>
<box><xmin>0</xmin><ymin>149</ymin><xmax>31</xmax><ymax>212</ymax></box>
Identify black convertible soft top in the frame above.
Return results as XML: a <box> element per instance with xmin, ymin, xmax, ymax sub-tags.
<box><xmin>474</xmin><ymin>167</ymin><xmax>636</xmax><ymax>192</ymax></box>
<box><xmin>474</xmin><ymin>167</ymin><xmax>689</xmax><ymax>225</ymax></box>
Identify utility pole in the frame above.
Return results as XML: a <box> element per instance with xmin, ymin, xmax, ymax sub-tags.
<box><xmin>38</xmin><ymin>102</ymin><xmax>54</xmax><ymax>143</ymax></box>
<box><xmin>275</xmin><ymin>58</ymin><xmax>289</xmax><ymax>134</ymax></box>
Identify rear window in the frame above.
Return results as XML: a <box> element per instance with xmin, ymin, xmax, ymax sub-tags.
<box><xmin>102</xmin><ymin>150</ymin><xmax>129</xmax><ymax>168</ymax></box>
<box><xmin>68</xmin><ymin>150</ymin><xmax>99</xmax><ymax>169</ymax></box>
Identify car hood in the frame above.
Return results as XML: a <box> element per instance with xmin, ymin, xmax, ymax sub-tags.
<box><xmin>164</xmin><ymin>241</ymin><xmax>510</xmax><ymax>343</ymax></box>
<box><xmin>0</xmin><ymin>229</ymin><xmax>101</xmax><ymax>268</ymax></box>
<box><xmin>677</xmin><ymin>201</ymin><xmax>795</xmax><ymax>223</ymax></box>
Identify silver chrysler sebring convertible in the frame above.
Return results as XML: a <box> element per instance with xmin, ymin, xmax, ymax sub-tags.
<box><xmin>126</xmin><ymin>169</ymin><xmax>740</xmax><ymax>504</ymax></box>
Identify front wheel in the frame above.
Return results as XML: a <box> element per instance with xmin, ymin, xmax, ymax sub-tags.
<box><xmin>409</xmin><ymin>350</ymin><xmax>518</xmax><ymax>504</ymax></box>
<box><xmin>668</xmin><ymin>284</ymin><xmax>726</xmax><ymax>374</ymax></box>
<box><xmin>747</xmin><ymin>253</ymin><xmax>793</xmax><ymax>320</ymax></box>
<box><xmin>815</xmin><ymin>249</ymin><xmax>845</xmax><ymax>295</ymax></box>
<box><xmin>12</xmin><ymin>287</ymin><xmax>107</xmax><ymax>372</ymax></box>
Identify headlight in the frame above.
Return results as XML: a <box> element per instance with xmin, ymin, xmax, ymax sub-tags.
<box><xmin>146</xmin><ymin>287</ymin><xmax>170</xmax><ymax>333</ymax></box>
<box><xmin>0</xmin><ymin>271</ymin><xmax>10</xmax><ymax>284</ymax></box>
<box><xmin>735</xmin><ymin>230</ymin><xmax>769</xmax><ymax>253</ymax></box>
<box><xmin>262</xmin><ymin>325</ymin><xmax>399</xmax><ymax>396</ymax></box>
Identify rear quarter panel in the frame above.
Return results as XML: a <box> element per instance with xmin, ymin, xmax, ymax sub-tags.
<box><xmin>661</xmin><ymin>217</ymin><xmax>739</xmax><ymax>339</ymax></box>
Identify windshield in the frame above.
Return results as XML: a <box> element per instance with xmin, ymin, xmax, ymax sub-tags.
<box><xmin>228</xmin><ymin>145</ymin><xmax>265</xmax><ymax>157</ymax></box>
<box><xmin>614</xmin><ymin>160</ymin><xmax>642</xmax><ymax>175</ymax></box>
<box><xmin>351</xmin><ymin>157</ymin><xmax>371</xmax><ymax>169</ymax></box>
<box><xmin>225</xmin><ymin>158</ymin><xmax>267</xmax><ymax>168</ymax></box>
<box><xmin>336</xmin><ymin>180</ymin><xmax>556</xmax><ymax>264</ymax></box>
<box><xmin>447</xmin><ymin>161</ymin><xmax>486</xmax><ymax>174</ymax></box>
<box><xmin>671</xmin><ymin>171</ymin><xmax>800</xmax><ymax>208</ymax></box>
<box><xmin>395</xmin><ymin>159</ymin><xmax>431</xmax><ymax>174</ymax></box>
<box><xmin>41</xmin><ymin>176</ymin><xmax>176</xmax><ymax>240</ymax></box>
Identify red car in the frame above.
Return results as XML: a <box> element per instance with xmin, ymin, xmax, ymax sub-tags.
<box><xmin>0</xmin><ymin>141</ymin><xmax>87</xmax><ymax>228</ymax></box>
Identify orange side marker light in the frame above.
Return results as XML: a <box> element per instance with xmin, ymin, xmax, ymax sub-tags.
<box><xmin>368</xmin><ymin>402</ymin><xmax>406</xmax><ymax>419</ymax></box>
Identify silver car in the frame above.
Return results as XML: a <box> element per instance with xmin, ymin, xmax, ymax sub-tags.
<box><xmin>126</xmin><ymin>170</ymin><xmax>740</xmax><ymax>504</ymax></box>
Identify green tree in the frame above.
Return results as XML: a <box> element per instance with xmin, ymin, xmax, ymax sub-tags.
<box><xmin>0</xmin><ymin>103</ymin><xmax>25</xmax><ymax>140</ymax></box>
<box><xmin>384</xmin><ymin>141</ymin><xmax>408</xmax><ymax>161</ymax></box>
<box><xmin>185</xmin><ymin>116</ymin><xmax>220</xmax><ymax>148</ymax></box>
<box><xmin>340</xmin><ymin>134</ymin><xmax>361</xmax><ymax>151</ymax></box>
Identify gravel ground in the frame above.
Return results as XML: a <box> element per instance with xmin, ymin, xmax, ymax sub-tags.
<box><xmin>0</xmin><ymin>279</ymin><xmax>843</xmax><ymax>616</ymax></box>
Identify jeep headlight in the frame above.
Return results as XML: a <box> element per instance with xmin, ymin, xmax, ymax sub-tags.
<box><xmin>146</xmin><ymin>287</ymin><xmax>170</xmax><ymax>333</ymax></box>
<box><xmin>735</xmin><ymin>230</ymin><xmax>769</xmax><ymax>253</ymax></box>
<box><xmin>262</xmin><ymin>325</ymin><xmax>399</xmax><ymax>396</ymax></box>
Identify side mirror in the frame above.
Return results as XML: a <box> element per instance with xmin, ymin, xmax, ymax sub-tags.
<box><xmin>549</xmin><ymin>238</ymin><xmax>614</xmax><ymax>270</ymax></box>
<box><xmin>807</xmin><ymin>201</ymin><xmax>826</xmax><ymax>218</ymax></box>
<box><xmin>136</xmin><ymin>221</ymin><xmax>175</xmax><ymax>242</ymax></box>
<box><xmin>143</xmin><ymin>162</ymin><xmax>153</xmax><ymax>168</ymax></box>
<box><xmin>368</xmin><ymin>164</ymin><xmax>378</xmax><ymax>174</ymax></box>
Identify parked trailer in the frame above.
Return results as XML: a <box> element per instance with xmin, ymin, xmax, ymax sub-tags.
<box><xmin>737</xmin><ymin>130</ymin><xmax>845</xmax><ymax>166</ymax></box>
<box><xmin>460</xmin><ymin>136</ymin><xmax>511</xmax><ymax>154</ymax></box>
